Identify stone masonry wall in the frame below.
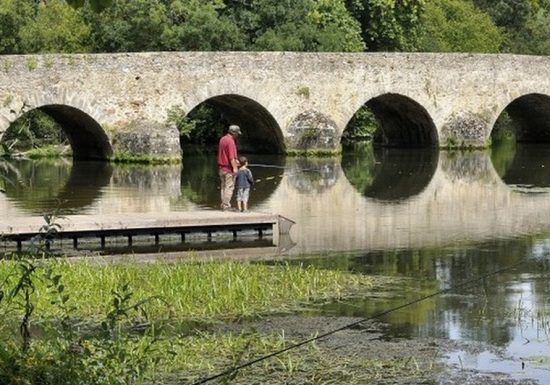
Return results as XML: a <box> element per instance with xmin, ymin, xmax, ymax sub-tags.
<box><xmin>1</xmin><ymin>52</ymin><xmax>550</xmax><ymax>157</ymax></box>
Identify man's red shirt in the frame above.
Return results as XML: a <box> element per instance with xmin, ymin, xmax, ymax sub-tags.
<box><xmin>217</xmin><ymin>133</ymin><xmax>238</xmax><ymax>173</ymax></box>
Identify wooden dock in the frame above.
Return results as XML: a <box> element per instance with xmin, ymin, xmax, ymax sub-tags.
<box><xmin>0</xmin><ymin>211</ymin><xmax>295</xmax><ymax>253</ymax></box>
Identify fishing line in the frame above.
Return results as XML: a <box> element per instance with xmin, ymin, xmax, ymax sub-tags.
<box><xmin>191</xmin><ymin>254</ymin><xmax>533</xmax><ymax>385</ymax></box>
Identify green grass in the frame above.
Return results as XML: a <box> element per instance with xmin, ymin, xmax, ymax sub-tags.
<box><xmin>0</xmin><ymin>257</ymin><xmax>444</xmax><ymax>385</ymax></box>
<box><xmin>0</xmin><ymin>258</ymin><xmax>372</xmax><ymax>322</ymax></box>
<box><xmin>25</xmin><ymin>145</ymin><xmax>72</xmax><ymax>159</ymax></box>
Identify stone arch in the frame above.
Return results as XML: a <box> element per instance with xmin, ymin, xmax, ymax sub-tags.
<box><xmin>353</xmin><ymin>93</ymin><xmax>438</xmax><ymax>148</ymax></box>
<box><xmin>3</xmin><ymin>104</ymin><xmax>112</xmax><ymax>160</ymax></box>
<box><xmin>184</xmin><ymin>94</ymin><xmax>284</xmax><ymax>153</ymax></box>
<box><xmin>493</xmin><ymin>93</ymin><xmax>550</xmax><ymax>142</ymax></box>
<box><xmin>39</xmin><ymin>105</ymin><xmax>112</xmax><ymax>160</ymax></box>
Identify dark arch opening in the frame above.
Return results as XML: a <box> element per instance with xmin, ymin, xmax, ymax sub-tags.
<box><xmin>181</xmin><ymin>94</ymin><xmax>284</xmax><ymax>154</ymax></box>
<box><xmin>38</xmin><ymin>105</ymin><xmax>112</xmax><ymax>160</ymax></box>
<box><xmin>343</xmin><ymin>93</ymin><xmax>438</xmax><ymax>149</ymax></box>
<box><xmin>492</xmin><ymin>93</ymin><xmax>550</xmax><ymax>143</ymax></box>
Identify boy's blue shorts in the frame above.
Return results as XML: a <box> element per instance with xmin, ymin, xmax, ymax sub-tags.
<box><xmin>237</xmin><ymin>187</ymin><xmax>250</xmax><ymax>202</ymax></box>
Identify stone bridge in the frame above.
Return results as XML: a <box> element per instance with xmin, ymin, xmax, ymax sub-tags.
<box><xmin>1</xmin><ymin>51</ymin><xmax>550</xmax><ymax>160</ymax></box>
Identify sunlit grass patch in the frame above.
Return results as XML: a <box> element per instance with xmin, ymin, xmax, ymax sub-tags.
<box><xmin>0</xmin><ymin>258</ymin><xmax>373</xmax><ymax>322</ymax></box>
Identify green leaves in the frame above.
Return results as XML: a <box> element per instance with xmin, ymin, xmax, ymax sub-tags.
<box><xmin>66</xmin><ymin>0</ymin><xmax>112</xmax><ymax>12</ymax></box>
<box><xmin>417</xmin><ymin>0</ymin><xmax>503</xmax><ymax>53</ymax></box>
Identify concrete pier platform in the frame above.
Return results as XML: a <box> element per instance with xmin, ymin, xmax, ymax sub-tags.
<box><xmin>0</xmin><ymin>211</ymin><xmax>295</xmax><ymax>253</ymax></box>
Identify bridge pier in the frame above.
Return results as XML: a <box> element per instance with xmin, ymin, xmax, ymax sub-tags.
<box><xmin>440</xmin><ymin>111</ymin><xmax>492</xmax><ymax>148</ymax></box>
<box><xmin>110</xmin><ymin>120</ymin><xmax>181</xmax><ymax>163</ymax></box>
<box><xmin>285</xmin><ymin>110</ymin><xmax>341</xmax><ymax>155</ymax></box>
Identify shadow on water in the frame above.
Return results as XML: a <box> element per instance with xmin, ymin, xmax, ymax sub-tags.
<box><xmin>2</xmin><ymin>158</ymin><xmax>112</xmax><ymax>214</ymax></box>
<box><xmin>179</xmin><ymin>153</ymin><xmax>285</xmax><ymax>208</ymax></box>
<box><xmin>493</xmin><ymin>142</ymin><xmax>550</xmax><ymax>191</ymax></box>
<box><xmin>341</xmin><ymin>145</ymin><xmax>438</xmax><ymax>201</ymax></box>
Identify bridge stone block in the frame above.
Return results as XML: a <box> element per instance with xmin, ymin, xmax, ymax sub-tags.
<box><xmin>110</xmin><ymin>120</ymin><xmax>181</xmax><ymax>163</ymax></box>
<box><xmin>440</xmin><ymin>111</ymin><xmax>491</xmax><ymax>148</ymax></box>
<box><xmin>286</xmin><ymin>110</ymin><xmax>340</xmax><ymax>154</ymax></box>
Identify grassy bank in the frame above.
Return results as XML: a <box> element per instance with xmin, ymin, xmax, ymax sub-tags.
<box><xmin>0</xmin><ymin>257</ymin><xmax>375</xmax><ymax>385</ymax></box>
<box><xmin>0</xmin><ymin>258</ymin><xmax>372</xmax><ymax>320</ymax></box>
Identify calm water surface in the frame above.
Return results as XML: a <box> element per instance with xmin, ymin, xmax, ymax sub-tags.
<box><xmin>2</xmin><ymin>143</ymin><xmax>550</xmax><ymax>382</ymax></box>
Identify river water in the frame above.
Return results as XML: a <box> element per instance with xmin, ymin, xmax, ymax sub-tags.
<box><xmin>1</xmin><ymin>143</ymin><xmax>550</xmax><ymax>382</ymax></box>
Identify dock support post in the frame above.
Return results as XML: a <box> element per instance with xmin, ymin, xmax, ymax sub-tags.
<box><xmin>181</xmin><ymin>233</ymin><xmax>185</xmax><ymax>243</ymax></box>
<box><xmin>100</xmin><ymin>236</ymin><xmax>105</xmax><ymax>249</ymax></box>
<box><xmin>155</xmin><ymin>234</ymin><xmax>160</xmax><ymax>245</ymax></box>
<box><xmin>17</xmin><ymin>240</ymin><xmax>22</xmax><ymax>252</ymax></box>
<box><xmin>232</xmin><ymin>230</ymin><xmax>237</xmax><ymax>239</ymax></box>
<box><xmin>128</xmin><ymin>235</ymin><xmax>133</xmax><ymax>247</ymax></box>
<box><xmin>73</xmin><ymin>237</ymin><xmax>78</xmax><ymax>249</ymax></box>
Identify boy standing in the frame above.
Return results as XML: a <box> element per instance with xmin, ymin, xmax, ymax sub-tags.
<box><xmin>235</xmin><ymin>156</ymin><xmax>254</xmax><ymax>212</ymax></box>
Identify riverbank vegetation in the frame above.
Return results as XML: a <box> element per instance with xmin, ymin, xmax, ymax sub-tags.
<box><xmin>2</xmin><ymin>0</ymin><xmax>548</xmax><ymax>155</ymax></box>
<box><xmin>0</xmin><ymin>256</ymin><xmax>377</xmax><ymax>384</ymax></box>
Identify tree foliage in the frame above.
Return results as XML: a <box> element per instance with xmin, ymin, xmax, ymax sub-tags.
<box><xmin>19</xmin><ymin>0</ymin><xmax>92</xmax><ymax>53</ymax></box>
<box><xmin>417</xmin><ymin>0</ymin><xmax>503</xmax><ymax>53</ymax></box>
<box><xmin>345</xmin><ymin>0</ymin><xmax>425</xmax><ymax>51</ymax></box>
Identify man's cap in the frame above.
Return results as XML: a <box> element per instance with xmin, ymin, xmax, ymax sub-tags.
<box><xmin>229</xmin><ymin>125</ymin><xmax>241</xmax><ymax>135</ymax></box>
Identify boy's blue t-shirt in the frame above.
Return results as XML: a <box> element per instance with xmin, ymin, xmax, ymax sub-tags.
<box><xmin>236</xmin><ymin>168</ymin><xmax>254</xmax><ymax>188</ymax></box>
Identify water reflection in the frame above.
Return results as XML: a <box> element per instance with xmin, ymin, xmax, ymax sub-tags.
<box><xmin>341</xmin><ymin>146</ymin><xmax>438</xmax><ymax>201</ymax></box>
<box><xmin>179</xmin><ymin>154</ymin><xmax>285</xmax><ymax>209</ymax></box>
<box><xmin>286</xmin><ymin>157</ymin><xmax>339</xmax><ymax>194</ymax></box>
<box><xmin>1</xmin><ymin>159</ymin><xmax>112</xmax><ymax>214</ymax></box>
<box><xmin>289</xmin><ymin>235</ymin><xmax>550</xmax><ymax>383</ymax></box>
<box><xmin>494</xmin><ymin>143</ymin><xmax>550</xmax><ymax>191</ymax></box>
<box><xmin>5</xmin><ymin>146</ymin><xmax>550</xmax><ymax>254</ymax></box>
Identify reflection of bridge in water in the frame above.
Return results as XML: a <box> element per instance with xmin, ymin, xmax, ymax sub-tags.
<box><xmin>261</xmin><ymin>148</ymin><xmax>550</xmax><ymax>254</ymax></box>
<box><xmin>3</xmin><ymin>147</ymin><xmax>550</xmax><ymax>255</ymax></box>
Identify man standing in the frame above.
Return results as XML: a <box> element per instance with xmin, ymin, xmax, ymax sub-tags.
<box><xmin>217</xmin><ymin>124</ymin><xmax>241</xmax><ymax>210</ymax></box>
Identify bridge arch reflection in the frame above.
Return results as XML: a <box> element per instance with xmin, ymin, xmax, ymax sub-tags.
<box><xmin>492</xmin><ymin>143</ymin><xmax>550</xmax><ymax>192</ymax></box>
<box><xmin>2</xmin><ymin>159</ymin><xmax>112</xmax><ymax>214</ymax></box>
<box><xmin>341</xmin><ymin>147</ymin><xmax>438</xmax><ymax>201</ymax></box>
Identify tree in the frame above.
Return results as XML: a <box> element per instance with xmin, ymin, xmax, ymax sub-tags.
<box><xmin>83</xmin><ymin>0</ymin><xmax>245</xmax><ymax>52</ymax></box>
<box><xmin>160</xmin><ymin>0</ymin><xmax>246</xmax><ymax>51</ymax></box>
<box><xmin>19</xmin><ymin>0</ymin><xmax>92</xmax><ymax>53</ymax></box>
<box><xmin>66</xmin><ymin>0</ymin><xmax>112</xmax><ymax>11</ymax></box>
<box><xmin>506</xmin><ymin>6</ymin><xmax>550</xmax><ymax>54</ymax></box>
<box><xmin>473</xmin><ymin>0</ymin><xmax>532</xmax><ymax>30</ymax></box>
<box><xmin>0</xmin><ymin>0</ymin><xmax>34</xmax><ymax>54</ymax></box>
<box><xmin>345</xmin><ymin>0</ymin><xmax>425</xmax><ymax>51</ymax></box>
<box><xmin>223</xmin><ymin>0</ymin><xmax>365</xmax><ymax>51</ymax></box>
<box><xmin>417</xmin><ymin>0</ymin><xmax>503</xmax><ymax>53</ymax></box>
